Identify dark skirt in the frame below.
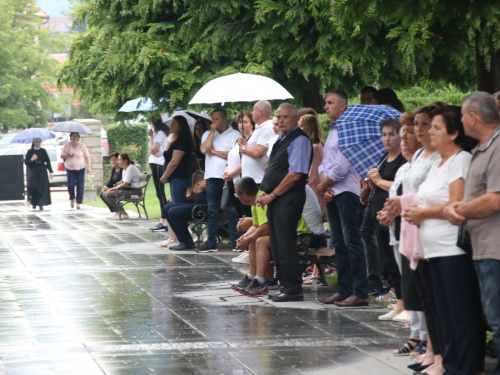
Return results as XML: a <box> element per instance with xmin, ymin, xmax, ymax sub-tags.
<box><xmin>27</xmin><ymin>166</ymin><xmax>51</xmax><ymax>207</ymax></box>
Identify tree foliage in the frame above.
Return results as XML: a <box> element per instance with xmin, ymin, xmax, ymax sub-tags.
<box><xmin>0</xmin><ymin>0</ymin><xmax>57</xmax><ymax>131</ymax></box>
<box><xmin>60</xmin><ymin>0</ymin><xmax>500</xmax><ymax>115</ymax></box>
<box><xmin>107</xmin><ymin>123</ymin><xmax>148</xmax><ymax>166</ymax></box>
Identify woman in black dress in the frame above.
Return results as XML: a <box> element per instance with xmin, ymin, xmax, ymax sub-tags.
<box><xmin>25</xmin><ymin>138</ymin><xmax>53</xmax><ymax>210</ymax></box>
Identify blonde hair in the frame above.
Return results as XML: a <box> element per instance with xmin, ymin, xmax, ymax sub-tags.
<box><xmin>300</xmin><ymin>114</ymin><xmax>324</xmax><ymax>145</ymax></box>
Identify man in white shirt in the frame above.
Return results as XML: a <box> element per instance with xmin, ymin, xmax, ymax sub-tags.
<box><xmin>199</xmin><ymin>108</ymin><xmax>241</xmax><ymax>253</ymax></box>
<box><xmin>238</xmin><ymin>100</ymin><xmax>275</xmax><ymax>184</ymax></box>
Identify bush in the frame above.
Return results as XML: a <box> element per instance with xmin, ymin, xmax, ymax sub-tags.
<box><xmin>107</xmin><ymin>123</ymin><xmax>148</xmax><ymax>166</ymax></box>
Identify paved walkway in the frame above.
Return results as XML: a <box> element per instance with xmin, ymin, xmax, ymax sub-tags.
<box><xmin>0</xmin><ymin>197</ymin><xmax>468</xmax><ymax>374</ymax></box>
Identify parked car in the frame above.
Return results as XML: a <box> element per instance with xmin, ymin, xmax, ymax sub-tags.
<box><xmin>0</xmin><ymin>133</ymin><xmax>17</xmax><ymax>148</ymax></box>
<box><xmin>0</xmin><ymin>143</ymin><xmax>67</xmax><ymax>186</ymax></box>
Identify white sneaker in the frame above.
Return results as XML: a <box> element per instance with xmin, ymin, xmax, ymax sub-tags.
<box><xmin>232</xmin><ymin>251</ymin><xmax>249</xmax><ymax>264</ymax></box>
<box><xmin>378</xmin><ymin>310</ymin><xmax>399</xmax><ymax>321</ymax></box>
<box><xmin>110</xmin><ymin>213</ymin><xmax>120</xmax><ymax>220</ymax></box>
<box><xmin>121</xmin><ymin>213</ymin><xmax>129</xmax><ymax>220</ymax></box>
<box><xmin>392</xmin><ymin>310</ymin><xmax>411</xmax><ymax>322</ymax></box>
<box><xmin>107</xmin><ymin>212</ymin><xmax>115</xmax><ymax>218</ymax></box>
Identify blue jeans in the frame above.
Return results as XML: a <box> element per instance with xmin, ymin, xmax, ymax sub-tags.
<box><xmin>206</xmin><ymin>178</ymin><xmax>239</xmax><ymax>247</ymax></box>
<box><xmin>163</xmin><ymin>203</ymin><xmax>200</xmax><ymax>246</ymax></box>
<box><xmin>475</xmin><ymin>259</ymin><xmax>500</xmax><ymax>375</ymax></box>
<box><xmin>66</xmin><ymin>168</ymin><xmax>85</xmax><ymax>204</ymax></box>
<box><xmin>327</xmin><ymin>191</ymin><xmax>369</xmax><ymax>299</ymax></box>
<box><xmin>169</xmin><ymin>177</ymin><xmax>191</xmax><ymax>204</ymax></box>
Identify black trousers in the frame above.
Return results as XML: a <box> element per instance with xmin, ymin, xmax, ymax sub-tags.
<box><xmin>411</xmin><ymin>260</ymin><xmax>443</xmax><ymax>356</ymax></box>
<box><xmin>267</xmin><ymin>187</ymin><xmax>305</xmax><ymax>295</ymax></box>
<box><xmin>401</xmin><ymin>256</ymin><xmax>423</xmax><ymax>311</ymax></box>
<box><xmin>361</xmin><ymin>202</ymin><xmax>383</xmax><ymax>289</ymax></box>
<box><xmin>429</xmin><ymin>255</ymin><xmax>485</xmax><ymax>374</ymax></box>
<box><xmin>149</xmin><ymin>163</ymin><xmax>168</xmax><ymax>215</ymax></box>
<box><xmin>377</xmin><ymin>229</ymin><xmax>401</xmax><ymax>298</ymax></box>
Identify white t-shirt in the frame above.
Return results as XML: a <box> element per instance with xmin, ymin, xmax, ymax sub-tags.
<box><xmin>417</xmin><ymin>151</ymin><xmax>471</xmax><ymax>258</ymax></box>
<box><xmin>241</xmin><ymin>119</ymin><xmax>275</xmax><ymax>183</ymax></box>
<box><xmin>226</xmin><ymin>143</ymin><xmax>241</xmax><ymax>183</ymax></box>
<box><xmin>148</xmin><ymin>131</ymin><xmax>168</xmax><ymax>165</ymax></box>
<box><xmin>202</xmin><ymin>127</ymin><xmax>241</xmax><ymax>179</ymax></box>
<box><xmin>267</xmin><ymin>135</ymin><xmax>279</xmax><ymax>159</ymax></box>
<box><xmin>402</xmin><ymin>149</ymin><xmax>441</xmax><ymax>195</ymax></box>
<box><xmin>303</xmin><ymin>185</ymin><xmax>325</xmax><ymax>235</ymax></box>
<box><xmin>123</xmin><ymin>165</ymin><xmax>143</xmax><ymax>188</ymax></box>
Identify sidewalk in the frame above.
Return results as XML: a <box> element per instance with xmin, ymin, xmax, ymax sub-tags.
<box><xmin>0</xmin><ymin>196</ymin><xmax>484</xmax><ymax>374</ymax></box>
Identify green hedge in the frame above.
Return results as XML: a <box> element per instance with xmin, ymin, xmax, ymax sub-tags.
<box><xmin>107</xmin><ymin>123</ymin><xmax>148</xmax><ymax>166</ymax></box>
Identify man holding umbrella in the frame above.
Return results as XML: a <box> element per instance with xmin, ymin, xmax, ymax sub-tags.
<box><xmin>317</xmin><ymin>90</ymin><xmax>370</xmax><ymax>307</ymax></box>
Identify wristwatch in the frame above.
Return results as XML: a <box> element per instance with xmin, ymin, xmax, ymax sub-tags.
<box><xmin>271</xmin><ymin>191</ymin><xmax>278</xmax><ymax>198</ymax></box>
<box><xmin>241</xmin><ymin>147</ymin><xmax>246</xmax><ymax>154</ymax></box>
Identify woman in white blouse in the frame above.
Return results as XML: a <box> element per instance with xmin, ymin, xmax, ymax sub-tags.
<box><xmin>403</xmin><ymin>105</ymin><xmax>484</xmax><ymax>375</ymax></box>
<box><xmin>102</xmin><ymin>153</ymin><xmax>143</xmax><ymax>220</ymax></box>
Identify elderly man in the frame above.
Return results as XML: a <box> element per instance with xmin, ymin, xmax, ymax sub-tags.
<box><xmin>317</xmin><ymin>90</ymin><xmax>369</xmax><ymax>307</ymax></box>
<box><xmin>199</xmin><ymin>108</ymin><xmax>241</xmax><ymax>253</ymax></box>
<box><xmin>444</xmin><ymin>91</ymin><xmax>500</xmax><ymax>374</ymax></box>
<box><xmin>258</xmin><ymin>103</ymin><xmax>312</xmax><ymax>302</ymax></box>
<box><xmin>238</xmin><ymin>100</ymin><xmax>275</xmax><ymax>184</ymax></box>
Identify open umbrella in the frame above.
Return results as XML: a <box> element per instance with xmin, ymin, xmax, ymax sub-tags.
<box><xmin>188</xmin><ymin>73</ymin><xmax>293</xmax><ymax>106</ymax></box>
<box><xmin>162</xmin><ymin>110</ymin><xmax>212</xmax><ymax>132</ymax></box>
<box><xmin>119</xmin><ymin>97</ymin><xmax>168</xmax><ymax>112</ymax></box>
<box><xmin>50</xmin><ymin>121</ymin><xmax>93</xmax><ymax>135</ymax></box>
<box><xmin>336</xmin><ymin>105</ymin><xmax>401</xmax><ymax>178</ymax></box>
<box><xmin>11</xmin><ymin>128</ymin><xmax>55</xmax><ymax>144</ymax></box>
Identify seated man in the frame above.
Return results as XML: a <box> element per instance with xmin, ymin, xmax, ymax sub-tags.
<box><xmin>231</xmin><ymin>177</ymin><xmax>324</xmax><ymax>297</ymax></box>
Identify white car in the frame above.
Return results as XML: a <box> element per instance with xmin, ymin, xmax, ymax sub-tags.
<box><xmin>0</xmin><ymin>144</ymin><xmax>67</xmax><ymax>186</ymax></box>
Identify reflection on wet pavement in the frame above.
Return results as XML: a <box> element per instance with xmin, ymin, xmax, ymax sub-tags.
<box><xmin>0</xmin><ymin>201</ymin><xmax>414</xmax><ymax>374</ymax></box>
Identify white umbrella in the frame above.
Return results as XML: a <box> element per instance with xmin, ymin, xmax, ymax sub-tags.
<box><xmin>189</xmin><ymin>73</ymin><xmax>293</xmax><ymax>105</ymax></box>
<box><xmin>162</xmin><ymin>111</ymin><xmax>197</xmax><ymax>132</ymax></box>
<box><xmin>50</xmin><ymin>121</ymin><xmax>93</xmax><ymax>135</ymax></box>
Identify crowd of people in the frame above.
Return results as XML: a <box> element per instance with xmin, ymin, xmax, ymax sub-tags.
<box><xmin>25</xmin><ymin>87</ymin><xmax>500</xmax><ymax>375</ymax></box>
<box><xmin>142</xmin><ymin>89</ymin><xmax>499</xmax><ymax>375</ymax></box>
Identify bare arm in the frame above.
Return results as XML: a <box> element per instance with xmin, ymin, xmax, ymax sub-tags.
<box><xmin>240</xmin><ymin>144</ymin><xmax>267</xmax><ymax>158</ymax></box>
<box><xmin>161</xmin><ymin>150</ymin><xmax>185</xmax><ymax>181</ymax></box>
<box><xmin>457</xmin><ymin>192</ymin><xmax>500</xmax><ymax>218</ymax></box>
<box><xmin>200</xmin><ymin>126</ymin><xmax>216</xmax><ymax>155</ymax></box>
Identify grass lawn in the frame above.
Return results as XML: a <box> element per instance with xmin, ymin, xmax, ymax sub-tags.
<box><xmin>84</xmin><ymin>177</ymin><xmax>169</xmax><ymax>220</ymax></box>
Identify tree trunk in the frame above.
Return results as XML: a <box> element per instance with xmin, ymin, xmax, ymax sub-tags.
<box><xmin>476</xmin><ymin>30</ymin><xmax>500</xmax><ymax>93</ymax></box>
<box><xmin>301</xmin><ymin>88</ymin><xmax>324</xmax><ymax>114</ymax></box>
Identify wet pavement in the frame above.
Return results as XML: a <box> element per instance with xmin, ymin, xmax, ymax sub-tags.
<box><xmin>0</xmin><ymin>199</ymin><xmax>482</xmax><ymax>374</ymax></box>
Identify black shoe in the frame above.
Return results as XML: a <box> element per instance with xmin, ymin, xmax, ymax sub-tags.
<box><xmin>231</xmin><ymin>275</ymin><xmax>252</xmax><ymax>291</ymax></box>
<box><xmin>32</xmin><ymin>205</ymin><xmax>36</xmax><ymax>209</ymax></box>
<box><xmin>411</xmin><ymin>363</ymin><xmax>432</xmax><ymax>373</ymax></box>
<box><xmin>39</xmin><ymin>206</ymin><xmax>43</xmax><ymax>211</ymax></box>
<box><xmin>196</xmin><ymin>242</ymin><xmax>218</xmax><ymax>253</ymax></box>
<box><xmin>169</xmin><ymin>242</ymin><xmax>195</xmax><ymax>251</ymax></box>
<box><xmin>269</xmin><ymin>292</ymin><xmax>304</xmax><ymax>302</ymax></box>
<box><xmin>151</xmin><ymin>223</ymin><xmax>168</xmax><ymax>232</ymax></box>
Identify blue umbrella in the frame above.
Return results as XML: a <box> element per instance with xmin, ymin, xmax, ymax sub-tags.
<box><xmin>118</xmin><ymin>97</ymin><xmax>168</xmax><ymax>112</ymax></box>
<box><xmin>336</xmin><ymin>105</ymin><xmax>401</xmax><ymax>177</ymax></box>
<box><xmin>10</xmin><ymin>128</ymin><xmax>55</xmax><ymax>144</ymax></box>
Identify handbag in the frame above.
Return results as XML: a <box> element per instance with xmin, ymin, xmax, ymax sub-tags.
<box><xmin>220</xmin><ymin>181</ymin><xmax>233</xmax><ymax>210</ymax></box>
<box><xmin>456</xmin><ymin>226</ymin><xmax>472</xmax><ymax>254</ymax></box>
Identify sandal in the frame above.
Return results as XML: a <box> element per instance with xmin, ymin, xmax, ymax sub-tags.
<box><xmin>392</xmin><ymin>338</ymin><xmax>419</xmax><ymax>356</ymax></box>
<box><xmin>410</xmin><ymin>340</ymin><xmax>427</xmax><ymax>357</ymax></box>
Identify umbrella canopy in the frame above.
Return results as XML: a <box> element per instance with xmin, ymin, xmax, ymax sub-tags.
<box><xmin>336</xmin><ymin>105</ymin><xmax>401</xmax><ymax>178</ymax></box>
<box><xmin>50</xmin><ymin>121</ymin><xmax>93</xmax><ymax>135</ymax></box>
<box><xmin>162</xmin><ymin>111</ymin><xmax>199</xmax><ymax>132</ymax></box>
<box><xmin>118</xmin><ymin>97</ymin><xmax>168</xmax><ymax>112</ymax></box>
<box><xmin>10</xmin><ymin>128</ymin><xmax>55</xmax><ymax>144</ymax></box>
<box><xmin>183</xmin><ymin>110</ymin><xmax>212</xmax><ymax>123</ymax></box>
<box><xmin>188</xmin><ymin>73</ymin><xmax>293</xmax><ymax>105</ymax></box>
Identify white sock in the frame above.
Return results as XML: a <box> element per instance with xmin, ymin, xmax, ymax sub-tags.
<box><xmin>247</xmin><ymin>273</ymin><xmax>255</xmax><ymax>279</ymax></box>
<box><xmin>255</xmin><ymin>276</ymin><xmax>266</xmax><ymax>284</ymax></box>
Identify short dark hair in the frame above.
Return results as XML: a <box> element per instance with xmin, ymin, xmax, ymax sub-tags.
<box><xmin>212</xmin><ymin>108</ymin><xmax>227</xmax><ymax>118</ymax></box>
<box><xmin>361</xmin><ymin>86</ymin><xmax>377</xmax><ymax>94</ymax></box>
<box><xmin>380</xmin><ymin>118</ymin><xmax>402</xmax><ymax>133</ymax></box>
<box><xmin>373</xmin><ymin>88</ymin><xmax>397</xmax><ymax>104</ymax></box>
<box><xmin>237</xmin><ymin>110</ymin><xmax>256</xmax><ymax>131</ymax></box>
<box><xmin>429</xmin><ymin>105</ymin><xmax>477</xmax><ymax>151</ymax></box>
<box><xmin>109</xmin><ymin>151</ymin><xmax>119</xmax><ymax>159</ymax></box>
<box><xmin>326</xmin><ymin>90</ymin><xmax>348</xmax><ymax>104</ymax></box>
<box><xmin>234</xmin><ymin>177</ymin><xmax>259</xmax><ymax>196</ymax></box>
<box><xmin>69</xmin><ymin>132</ymin><xmax>80</xmax><ymax>139</ymax></box>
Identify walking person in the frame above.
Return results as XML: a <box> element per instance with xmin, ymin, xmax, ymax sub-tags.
<box><xmin>25</xmin><ymin>138</ymin><xmax>53</xmax><ymax>210</ymax></box>
<box><xmin>60</xmin><ymin>132</ymin><xmax>91</xmax><ymax>209</ymax></box>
